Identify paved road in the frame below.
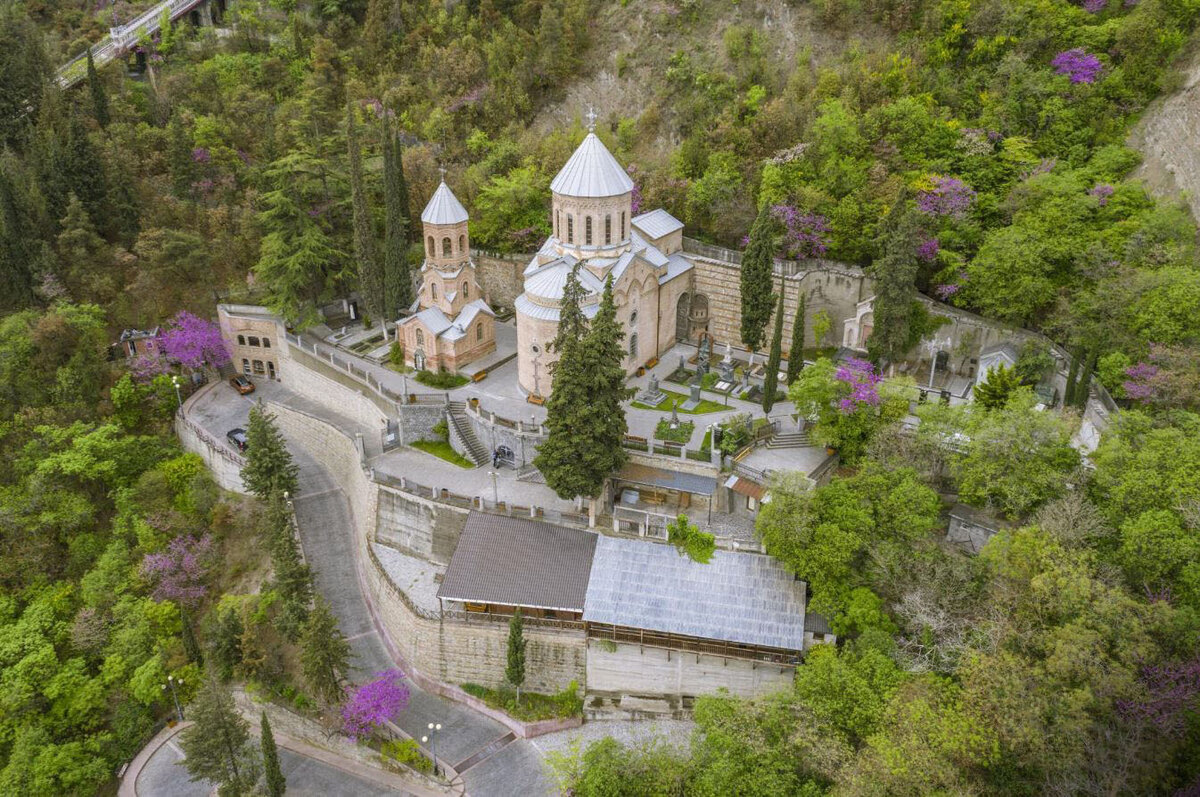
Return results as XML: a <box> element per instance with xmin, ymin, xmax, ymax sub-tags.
<box><xmin>136</xmin><ymin>730</ymin><xmax>404</xmax><ymax>796</ymax></box>
<box><xmin>189</xmin><ymin>383</ymin><xmax>553</xmax><ymax>795</ymax></box>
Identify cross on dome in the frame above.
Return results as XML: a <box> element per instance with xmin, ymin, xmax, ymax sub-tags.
<box><xmin>438</xmin><ymin>165</ymin><xmax>447</xmax><ymax>182</ymax></box>
<box><xmin>585</xmin><ymin>106</ymin><xmax>597</xmax><ymax>132</ymax></box>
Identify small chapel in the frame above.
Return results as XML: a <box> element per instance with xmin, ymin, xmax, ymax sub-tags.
<box><xmin>397</xmin><ymin>176</ymin><xmax>496</xmax><ymax>372</ymax></box>
<box><xmin>516</xmin><ymin>117</ymin><xmax>693</xmax><ymax>398</ymax></box>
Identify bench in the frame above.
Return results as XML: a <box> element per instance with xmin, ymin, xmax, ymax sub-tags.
<box><xmin>527</xmin><ymin>394</ymin><xmax>545</xmax><ymax>406</ymax></box>
<box><xmin>472</xmin><ymin>370</ymin><xmax>488</xmax><ymax>383</ymax></box>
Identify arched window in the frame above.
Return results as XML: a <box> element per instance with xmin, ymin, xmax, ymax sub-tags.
<box><xmin>630</xmin><ymin>310</ymin><xmax>638</xmax><ymax>325</ymax></box>
<box><xmin>248</xmin><ymin>336</ymin><xmax>261</xmax><ymax>347</ymax></box>
<box><xmin>629</xmin><ymin>332</ymin><xmax>638</xmax><ymax>361</ymax></box>
<box><xmin>605</xmin><ymin>214</ymin><xmax>612</xmax><ymax>245</ymax></box>
<box><xmin>431</xmin><ymin>283</ymin><xmax>438</xmax><ymax>301</ymax></box>
<box><xmin>442</xmin><ymin>237</ymin><xmax>451</xmax><ymax>256</ymax></box>
<box><xmin>427</xmin><ymin>236</ymin><xmax>434</xmax><ymax>257</ymax></box>
<box><xmin>476</xmin><ymin>323</ymin><xmax>484</xmax><ymax>341</ymax></box>
<box><xmin>237</xmin><ymin>334</ymin><xmax>245</xmax><ymax>346</ymax></box>
<box><xmin>567</xmin><ymin>214</ymin><xmax>574</xmax><ymax>243</ymax></box>
<box><xmin>416</xmin><ymin>329</ymin><xmax>424</xmax><ymax>347</ymax></box>
<box><xmin>462</xmin><ymin>281</ymin><xmax>469</xmax><ymax>299</ymax></box>
<box><xmin>621</xmin><ymin>211</ymin><xmax>626</xmax><ymax>240</ymax></box>
<box><xmin>263</xmin><ymin>338</ymin><xmax>271</xmax><ymax>348</ymax></box>
<box><xmin>459</xmin><ymin>234</ymin><xmax>465</xmax><ymax>254</ymax></box>
<box><xmin>585</xmin><ymin>216</ymin><xmax>593</xmax><ymax>245</ymax></box>
<box><xmin>556</xmin><ymin>210</ymin><xmax>560</xmax><ymax>237</ymax></box>
<box><xmin>252</xmin><ymin>360</ymin><xmax>265</xmax><ymax>375</ymax></box>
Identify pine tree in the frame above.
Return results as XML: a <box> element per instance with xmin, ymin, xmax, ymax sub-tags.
<box><xmin>0</xmin><ymin>168</ymin><xmax>40</xmax><ymax>309</ymax></box>
<box><xmin>33</xmin><ymin>91</ymin><xmax>71</xmax><ymax>229</ymax></box>
<box><xmin>974</xmin><ymin>363</ymin><xmax>1021</xmax><ymax>410</ymax></box>
<box><xmin>261</xmin><ymin>712</ymin><xmax>286</xmax><ymax>797</ymax></box>
<box><xmin>300</xmin><ymin>595</ymin><xmax>352</xmax><ymax>706</ymax></box>
<box><xmin>86</xmin><ymin>49</ymin><xmax>110</xmax><ymax>129</ymax></box>
<box><xmin>56</xmin><ymin>193</ymin><xmax>111</xmax><ymax>296</ymax></box>
<box><xmin>506</xmin><ymin>609</ymin><xmax>526</xmax><ymax>702</ymax></box>
<box><xmin>0</xmin><ymin>8</ymin><xmax>50</xmax><ymax>150</ymax></box>
<box><xmin>63</xmin><ymin>113</ymin><xmax>108</xmax><ymax>224</ymax></box>
<box><xmin>762</xmin><ymin>286</ymin><xmax>785</xmax><ymax>414</ymax></box>
<box><xmin>786</xmin><ymin>291</ymin><xmax>806</xmax><ymax>385</ymax></box>
<box><xmin>241</xmin><ymin>405</ymin><xmax>300</xmax><ymax>500</ymax></box>
<box><xmin>179</xmin><ymin>675</ymin><xmax>250</xmax><ymax>788</ymax></box>
<box><xmin>265</xmin><ymin>493</ymin><xmax>313</xmax><ymax>640</ymax></box>
<box><xmin>867</xmin><ymin>201</ymin><xmax>923</xmax><ymax>367</ymax></box>
<box><xmin>181</xmin><ymin>611</ymin><xmax>204</xmax><ymax>665</ymax></box>
<box><xmin>740</xmin><ymin>204</ymin><xmax>779</xmax><ymax>353</ymax></box>
<box><xmin>105</xmin><ymin>176</ymin><xmax>140</xmax><ymax>248</ymax></box>
<box><xmin>346</xmin><ymin>100</ymin><xmax>385</xmax><ymax>324</ymax></box>
<box><xmin>168</xmin><ymin>115</ymin><xmax>194</xmax><ymax>200</ymax></box>
<box><xmin>382</xmin><ymin>114</ymin><xmax>412</xmax><ymax>317</ymax></box>
<box><xmin>575</xmin><ymin>275</ymin><xmax>631</xmax><ymax>502</ymax></box>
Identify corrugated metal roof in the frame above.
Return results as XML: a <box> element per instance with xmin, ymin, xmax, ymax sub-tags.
<box><xmin>724</xmin><ymin>474</ymin><xmax>766</xmax><ymax>501</ymax></box>
<box><xmin>421</xmin><ymin>181</ymin><xmax>469</xmax><ymax>225</ymax></box>
<box><xmin>583</xmin><ymin>536</ymin><xmax>808</xmax><ymax>651</ymax></box>
<box><xmin>404</xmin><ymin>306</ymin><xmax>453</xmax><ymax>335</ymax></box>
<box><xmin>550</xmin><ymin>133</ymin><xmax>635</xmax><ymax>198</ymax></box>
<box><xmin>632</xmin><ymin>209</ymin><xmax>684</xmax><ymax>240</ymax></box>
<box><xmin>437</xmin><ymin>513</ymin><xmax>598</xmax><ymax>612</ymax></box>
<box><xmin>616</xmin><ymin>463</ymin><xmax>717</xmax><ymax>496</ymax></box>
<box><xmin>515</xmin><ymin>293</ymin><xmax>599</xmax><ymax>322</ymax></box>
<box><xmin>523</xmin><ymin>260</ymin><xmax>605</xmax><ymax>301</ymax></box>
<box><xmin>659</xmin><ymin>252</ymin><xmax>694</xmax><ymax>285</ymax></box>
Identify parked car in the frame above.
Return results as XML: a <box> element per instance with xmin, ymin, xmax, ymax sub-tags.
<box><xmin>226</xmin><ymin>428</ymin><xmax>248</xmax><ymax>452</ymax></box>
<box><xmin>229</xmin><ymin>375</ymin><xmax>255</xmax><ymax>395</ymax></box>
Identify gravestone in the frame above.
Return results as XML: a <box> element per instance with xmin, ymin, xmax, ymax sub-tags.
<box><xmin>638</xmin><ymin>374</ymin><xmax>666</xmax><ymax>405</ymax></box>
<box><xmin>718</xmin><ymin>358</ymin><xmax>734</xmax><ymax>383</ymax></box>
<box><xmin>681</xmin><ymin>381</ymin><xmax>703</xmax><ymax>411</ymax></box>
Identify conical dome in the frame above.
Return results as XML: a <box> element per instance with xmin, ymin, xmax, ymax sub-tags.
<box><xmin>421</xmin><ymin>180</ymin><xmax>469</xmax><ymax>225</ymax></box>
<box><xmin>550</xmin><ymin>133</ymin><xmax>634</xmax><ymax>198</ymax></box>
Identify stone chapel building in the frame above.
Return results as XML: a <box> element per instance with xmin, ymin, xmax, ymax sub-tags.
<box><xmin>397</xmin><ymin>178</ymin><xmax>496</xmax><ymax>372</ymax></box>
<box><xmin>515</xmin><ymin>127</ymin><xmax>694</xmax><ymax>398</ymax></box>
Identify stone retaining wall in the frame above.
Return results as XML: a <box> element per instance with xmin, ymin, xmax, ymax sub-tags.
<box><xmin>175</xmin><ymin>386</ymin><xmax>247</xmax><ymax>494</ymax></box>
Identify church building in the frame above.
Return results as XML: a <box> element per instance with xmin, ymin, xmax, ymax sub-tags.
<box><xmin>515</xmin><ymin>122</ymin><xmax>693</xmax><ymax>398</ymax></box>
<box><xmin>397</xmin><ymin>177</ymin><xmax>496</xmax><ymax>372</ymax></box>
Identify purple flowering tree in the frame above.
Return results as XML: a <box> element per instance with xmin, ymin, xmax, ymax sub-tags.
<box><xmin>1116</xmin><ymin>655</ymin><xmax>1200</xmax><ymax>736</ymax></box>
<box><xmin>1089</xmin><ymin>183</ymin><xmax>1115</xmax><ymax>206</ymax></box>
<box><xmin>626</xmin><ymin>164</ymin><xmax>644</xmax><ymax>215</ymax></box>
<box><xmin>916</xmin><ymin>237</ymin><xmax>940</xmax><ymax>262</ymax></box>
<box><xmin>161</xmin><ymin>311</ymin><xmax>231</xmax><ymax>371</ymax></box>
<box><xmin>834</xmin><ymin>358</ymin><xmax>883</xmax><ymax>413</ymax></box>
<box><xmin>342</xmin><ymin>670</ymin><xmax>410</xmax><ymax>740</ymax></box>
<box><xmin>1052</xmin><ymin>49</ymin><xmax>1104</xmax><ymax>84</ymax></box>
<box><xmin>916</xmin><ymin>177</ymin><xmax>976</xmax><ymax>219</ymax></box>
<box><xmin>141</xmin><ymin>534</ymin><xmax>214</xmax><ymax>609</ymax></box>
<box><xmin>770</xmin><ymin>205</ymin><xmax>831</xmax><ymax>259</ymax></box>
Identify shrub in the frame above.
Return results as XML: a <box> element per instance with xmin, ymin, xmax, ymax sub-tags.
<box><xmin>380</xmin><ymin>738</ymin><xmax>432</xmax><ymax>774</ymax></box>
<box><xmin>655</xmin><ymin>418</ymin><xmax>695</xmax><ymax>444</ymax></box>
<box><xmin>415</xmin><ymin>369</ymin><xmax>469</xmax><ymax>389</ymax></box>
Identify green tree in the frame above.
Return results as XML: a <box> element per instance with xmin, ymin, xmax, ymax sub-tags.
<box><xmin>300</xmin><ymin>596</ymin><xmax>351</xmax><ymax>706</ymax></box>
<box><xmin>85</xmin><ymin>49</ymin><xmax>109</xmax><ymax>129</ymax></box>
<box><xmin>381</xmin><ymin>115</ymin><xmax>412</xmax><ymax>317</ymax></box>
<box><xmin>0</xmin><ymin>8</ymin><xmax>49</xmax><ymax>149</ymax></box>
<box><xmin>762</xmin><ymin>285</ymin><xmax>785</xmax><ymax>413</ymax></box>
<box><xmin>265</xmin><ymin>493</ymin><xmax>313</xmax><ymax>639</ymax></box>
<box><xmin>867</xmin><ymin>203</ymin><xmax>924</xmax><ymax>366</ymax></box>
<box><xmin>346</xmin><ymin>101</ymin><xmax>384</xmax><ymax>324</ymax></box>
<box><xmin>179</xmin><ymin>675</ymin><xmax>250</xmax><ymax>789</ymax></box>
<box><xmin>241</xmin><ymin>406</ymin><xmax>299</xmax><ymax>500</ymax></box>
<box><xmin>574</xmin><ymin>276</ymin><xmax>631</xmax><ymax>504</ymax></box>
<box><xmin>973</xmin><ymin>363</ymin><xmax>1021</xmax><ymax>410</ymax></box>
<box><xmin>167</xmin><ymin>116</ymin><xmax>194</xmax><ymax>201</ymax></box>
<box><xmin>0</xmin><ymin>166</ymin><xmax>39</xmax><ymax>309</ymax></box>
<box><xmin>56</xmin><ymin>194</ymin><xmax>113</xmax><ymax>300</ymax></box>
<box><xmin>786</xmin><ymin>291</ymin><xmax>806</xmax><ymax>385</ymax></box>
<box><xmin>740</xmin><ymin>204</ymin><xmax>779</xmax><ymax>352</ymax></box>
<box><xmin>1073</xmin><ymin>349</ymin><xmax>1097</xmax><ymax>409</ymax></box>
<box><xmin>506</xmin><ymin>608</ymin><xmax>526</xmax><ymax>701</ymax></box>
<box><xmin>63</xmin><ymin>113</ymin><xmax>108</xmax><ymax>226</ymax></box>
<box><xmin>105</xmin><ymin>176</ymin><xmax>141</xmax><ymax>249</ymax></box>
<box><xmin>261</xmin><ymin>712</ymin><xmax>286</xmax><ymax>797</ymax></box>
<box><xmin>666</xmin><ymin>513</ymin><xmax>715</xmax><ymax>563</ymax></box>
<box><xmin>471</xmin><ymin>166</ymin><xmax>551</xmax><ymax>252</ymax></box>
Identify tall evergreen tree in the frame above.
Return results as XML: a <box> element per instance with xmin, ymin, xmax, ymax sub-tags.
<box><xmin>740</xmin><ymin>205</ymin><xmax>779</xmax><ymax>353</ymax></box>
<box><xmin>86</xmin><ymin>49</ymin><xmax>110</xmax><ymax>129</ymax></box>
<box><xmin>974</xmin><ymin>363</ymin><xmax>1021</xmax><ymax>410</ymax></box>
<box><xmin>786</xmin><ymin>291</ymin><xmax>806</xmax><ymax>385</ymax></box>
<box><xmin>346</xmin><ymin>101</ymin><xmax>385</xmax><ymax>324</ymax></box>
<box><xmin>105</xmin><ymin>177</ymin><xmax>140</xmax><ymax>248</ymax></box>
<box><xmin>241</xmin><ymin>406</ymin><xmax>300</xmax><ymax>500</ymax></box>
<box><xmin>1063</xmin><ymin>353</ymin><xmax>1080</xmax><ymax>407</ymax></box>
<box><xmin>506</xmin><ymin>609</ymin><xmax>526</xmax><ymax>702</ymax></box>
<box><xmin>261</xmin><ymin>712</ymin><xmax>286</xmax><ymax>797</ymax></box>
<box><xmin>381</xmin><ymin>114</ymin><xmax>412</xmax><ymax>317</ymax></box>
<box><xmin>179</xmin><ymin>675</ymin><xmax>250</xmax><ymax>788</ymax></box>
<box><xmin>867</xmin><ymin>201</ymin><xmax>924</xmax><ymax>366</ymax></box>
<box><xmin>534</xmin><ymin>265</ymin><xmax>595</xmax><ymax>499</ymax></box>
<box><xmin>33</xmin><ymin>91</ymin><xmax>71</xmax><ymax>229</ymax></box>
<box><xmin>762</xmin><ymin>286</ymin><xmax>785</xmax><ymax>414</ymax></box>
<box><xmin>265</xmin><ymin>493</ymin><xmax>313</xmax><ymax>640</ymax></box>
<box><xmin>300</xmin><ymin>596</ymin><xmax>352</xmax><ymax>706</ymax></box>
<box><xmin>575</xmin><ymin>275</ymin><xmax>631</xmax><ymax>503</ymax></box>
<box><xmin>0</xmin><ymin>8</ymin><xmax>50</xmax><ymax>149</ymax></box>
<box><xmin>0</xmin><ymin>168</ymin><xmax>38</xmax><ymax>309</ymax></box>
<box><xmin>63</xmin><ymin>113</ymin><xmax>108</xmax><ymax>225</ymax></box>
<box><xmin>167</xmin><ymin>115</ymin><xmax>195</xmax><ymax>200</ymax></box>
<box><xmin>1075</xmin><ymin>349</ymin><xmax>1097</xmax><ymax>409</ymax></box>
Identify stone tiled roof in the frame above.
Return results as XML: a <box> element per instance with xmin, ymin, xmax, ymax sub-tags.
<box><xmin>550</xmin><ymin>133</ymin><xmax>634</xmax><ymax>198</ymax></box>
<box><xmin>437</xmin><ymin>513</ymin><xmax>598</xmax><ymax>612</ymax></box>
<box><xmin>421</xmin><ymin>180</ymin><xmax>469</xmax><ymax>225</ymax></box>
<box><xmin>583</xmin><ymin>536</ymin><xmax>808</xmax><ymax>651</ymax></box>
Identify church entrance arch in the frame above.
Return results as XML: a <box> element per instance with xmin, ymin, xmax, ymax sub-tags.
<box><xmin>414</xmin><ymin>350</ymin><xmax>426</xmax><ymax>371</ymax></box>
<box><xmin>675</xmin><ymin>293</ymin><xmax>690</xmax><ymax>341</ymax></box>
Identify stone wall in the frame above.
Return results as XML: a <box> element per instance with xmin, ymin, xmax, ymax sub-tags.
<box><xmin>463</xmin><ymin>406</ymin><xmax>546</xmax><ymax>468</ymax></box>
<box><xmin>475</xmin><ymin>251</ymin><xmax>527</xmax><ymax>309</ymax></box>
<box><xmin>375</xmin><ymin>487</ymin><xmax>469</xmax><ymax>563</ymax></box>
<box><xmin>175</xmin><ymin>410</ymin><xmax>247</xmax><ymax>494</ymax></box>
<box><xmin>397</xmin><ymin>403</ymin><xmax>444</xmax><ymax>445</ymax></box>
<box><xmin>281</xmin><ymin>346</ymin><xmax>391</xmax><ymax>431</ymax></box>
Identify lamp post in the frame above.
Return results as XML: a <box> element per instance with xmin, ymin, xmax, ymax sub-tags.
<box><xmin>171</xmin><ymin>375</ymin><xmax>182</xmax><ymax>411</ymax></box>
<box><xmin>422</xmin><ymin>722</ymin><xmax>443</xmax><ymax>777</ymax></box>
<box><xmin>488</xmin><ymin>470</ymin><xmax>498</xmax><ymax>506</ymax></box>
<box><xmin>163</xmin><ymin>675</ymin><xmax>184</xmax><ymax>722</ymax></box>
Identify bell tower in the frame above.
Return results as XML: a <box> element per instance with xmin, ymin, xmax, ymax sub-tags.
<box><xmin>418</xmin><ymin>171</ymin><xmax>473</xmax><ymax>316</ymax></box>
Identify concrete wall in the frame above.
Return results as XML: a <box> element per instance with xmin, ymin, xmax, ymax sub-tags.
<box><xmin>375</xmin><ymin>487</ymin><xmax>468</xmax><ymax>564</ymax></box>
<box><xmin>175</xmin><ymin>411</ymin><xmax>247</xmax><ymax>494</ymax></box>
<box><xmin>586</xmin><ymin>640</ymin><xmax>794</xmax><ymax>704</ymax></box>
<box><xmin>281</xmin><ymin>347</ymin><xmax>391</xmax><ymax>431</ymax></box>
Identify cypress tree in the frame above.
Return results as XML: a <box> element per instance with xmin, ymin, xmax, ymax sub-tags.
<box><xmin>382</xmin><ymin>115</ymin><xmax>412</xmax><ymax>317</ymax></box>
<box><xmin>265</xmin><ymin>493</ymin><xmax>313</xmax><ymax>640</ymax></box>
<box><xmin>346</xmin><ymin>100</ymin><xmax>385</xmax><ymax>325</ymax></box>
<box><xmin>867</xmin><ymin>201</ymin><xmax>923</xmax><ymax>367</ymax></box>
<box><xmin>86</xmin><ymin>48</ymin><xmax>110</xmax><ymax>129</ymax></box>
<box><xmin>534</xmin><ymin>265</ymin><xmax>595</xmax><ymax>500</ymax></box>
<box><xmin>300</xmin><ymin>595</ymin><xmax>352</xmax><ymax>706</ymax></box>
<box><xmin>179</xmin><ymin>675</ymin><xmax>250</xmax><ymax>788</ymax></box>
<box><xmin>576</xmin><ymin>275</ymin><xmax>631</xmax><ymax>501</ymax></box>
<box><xmin>261</xmin><ymin>712</ymin><xmax>286</xmax><ymax>797</ymax></box>
<box><xmin>740</xmin><ymin>205</ymin><xmax>779</xmax><ymax>353</ymax></box>
<box><xmin>506</xmin><ymin>609</ymin><xmax>526</xmax><ymax>702</ymax></box>
<box><xmin>63</xmin><ymin>113</ymin><xmax>108</xmax><ymax>224</ymax></box>
<box><xmin>241</xmin><ymin>405</ymin><xmax>300</xmax><ymax>500</ymax></box>
<box><xmin>0</xmin><ymin>168</ymin><xmax>37</xmax><ymax>309</ymax></box>
<box><xmin>105</xmin><ymin>176</ymin><xmax>140</xmax><ymax>248</ymax></box>
<box><xmin>181</xmin><ymin>611</ymin><xmax>204</xmax><ymax>666</ymax></box>
<box><xmin>786</xmin><ymin>291</ymin><xmax>806</xmax><ymax>385</ymax></box>
<box><xmin>762</xmin><ymin>286</ymin><xmax>785</xmax><ymax>414</ymax></box>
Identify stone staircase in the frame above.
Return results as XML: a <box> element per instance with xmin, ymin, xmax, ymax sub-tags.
<box><xmin>516</xmin><ymin>463</ymin><xmax>545</xmax><ymax>483</ymax></box>
<box><xmin>445</xmin><ymin>405</ymin><xmax>489</xmax><ymax>466</ymax></box>
<box><xmin>767</xmin><ymin>430</ymin><xmax>811</xmax><ymax>449</ymax></box>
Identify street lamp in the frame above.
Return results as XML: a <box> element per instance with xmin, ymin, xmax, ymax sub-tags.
<box><xmin>171</xmin><ymin>375</ymin><xmax>182</xmax><ymax>411</ymax></box>
<box><xmin>488</xmin><ymin>471</ymin><xmax>498</xmax><ymax>506</ymax></box>
<box><xmin>422</xmin><ymin>722</ymin><xmax>443</xmax><ymax>777</ymax></box>
<box><xmin>162</xmin><ymin>675</ymin><xmax>184</xmax><ymax>722</ymax></box>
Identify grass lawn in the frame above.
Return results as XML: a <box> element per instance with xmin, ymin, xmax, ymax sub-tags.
<box><xmin>461</xmin><ymin>683</ymin><xmax>582</xmax><ymax>722</ymax></box>
<box><xmin>410</xmin><ymin>440</ymin><xmax>475</xmax><ymax>468</ymax></box>
<box><xmin>631</xmin><ymin>389</ymin><xmax>727</xmax><ymax>415</ymax></box>
<box><xmin>384</xmin><ymin>362</ymin><xmax>413</xmax><ymax>374</ymax></box>
<box><xmin>655</xmin><ymin>418</ymin><xmax>695</xmax><ymax>443</ymax></box>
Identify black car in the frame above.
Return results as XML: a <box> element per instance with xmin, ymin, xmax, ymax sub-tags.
<box><xmin>226</xmin><ymin>428</ymin><xmax>248</xmax><ymax>452</ymax></box>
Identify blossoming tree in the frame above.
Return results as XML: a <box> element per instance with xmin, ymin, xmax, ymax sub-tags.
<box><xmin>788</xmin><ymin>357</ymin><xmax>910</xmax><ymax>463</ymax></box>
<box><xmin>341</xmin><ymin>670</ymin><xmax>410</xmax><ymax>740</ymax></box>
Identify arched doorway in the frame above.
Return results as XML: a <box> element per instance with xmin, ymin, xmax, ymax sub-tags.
<box><xmin>414</xmin><ymin>350</ymin><xmax>426</xmax><ymax>371</ymax></box>
<box><xmin>675</xmin><ymin>293</ymin><xmax>690</xmax><ymax>341</ymax></box>
<box><xmin>690</xmin><ymin>294</ymin><xmax>709</xmax><ymax>339</ymax></box>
